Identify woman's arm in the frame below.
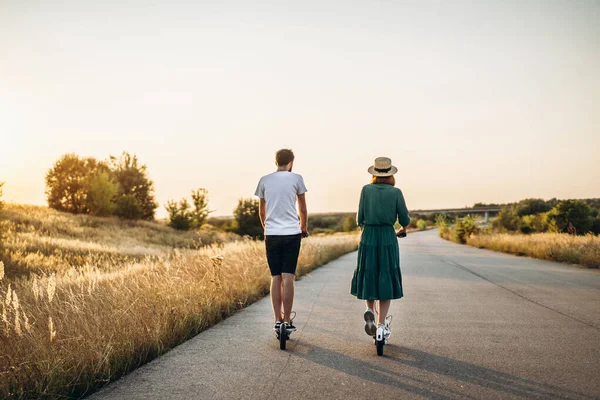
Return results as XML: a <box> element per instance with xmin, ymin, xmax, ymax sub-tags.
<box><xmin>397</xmin><ymin>189</ymin><xmax>410</xmax><ymax>228</ymax></box>
<box><xmin>357</xmin><ymin>187</ymin><xmax>365</xmax><ymax>227</ymax></box>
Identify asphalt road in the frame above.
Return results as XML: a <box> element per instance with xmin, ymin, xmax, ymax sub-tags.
<box><xmin>90</xmin><ymin>230</ymin><xmax>600</xmax><ymax>400</ymax></box>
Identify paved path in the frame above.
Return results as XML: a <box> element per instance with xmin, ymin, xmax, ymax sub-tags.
<box><xmin>90</xmin><ymin>230</ymin><xmax>600</xmax><ymax>399</ymax></box>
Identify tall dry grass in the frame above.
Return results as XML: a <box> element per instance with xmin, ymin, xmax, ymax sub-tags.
<box><xmin>1</xmin><ymin>204</ymin><xmax>239</xmax><ymax>278</ymax></box>
<box><xmin>467</xmin><ymin>232</ymin><xmax>600</xmax><ymax>268</ymax></box>
<box><xmin>0</xmin><ymin>234</ymin><xmax>358</xmax><ymax>399</ymax></box>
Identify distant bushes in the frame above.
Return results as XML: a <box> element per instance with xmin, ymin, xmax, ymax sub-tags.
<box><xmin>309</xmin><ymin>213</ymin><xmax>355</xmax><ymax>234</ymax></box>
<box><xmin>342</xmin><ymin>215</ymin><xmax>358</xmax><ymax>232</ymax></box>
<box><xmin>166</xmin><ymin>198</ymin><xmax>193</xmax><ymax>231</ymax></box>
<box><xmin>45</xmin><ymin>152</ymin><xmax>158</xmax><ymax>220</ymax></box>
<box><xmin>233</xmin><ymin>198</ymin><xmax>263</xmax><ymax>239</ymax></box>
<box><xmin>165</xmin><ymin>189</ymin><xmax>212</xmax><ymax>231</ymax></box>
<box><xmin>438</xmin><ymin>215</ymin><xmax>478</xmax><ymax>244</ymax></box>
<box><xmin>549</xmin><ymin>200</ymin><xmax>593</xmax><ymax>234</ymax></box>
<box><xmin>437</xmin><ymin>197</ymin><xmax>600</xmax><ymax>268</ymax></box>
<box><xmin>492</xmin><ymin>199</ymin><xmax>598</xmax><ymax>236</ymax></box>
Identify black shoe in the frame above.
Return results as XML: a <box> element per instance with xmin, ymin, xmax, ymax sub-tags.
<box><xmin>285</xmin><ymin>322</ymin><xmax>297</xmax><ymax>331</ymax></box>
<box><xmin>286</xmin><ymin>311</ymin><xmax>297</xmax><ymax>331</ymax></box>
<box><xmin>274</xmin><ymin>321</ymin><xmax>282</xmax><ymax>331</ymax></box>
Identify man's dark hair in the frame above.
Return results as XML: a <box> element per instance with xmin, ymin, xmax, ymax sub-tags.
<box><xmin>275</xmin><ymin>149</ymin><xmax>295</xmax><ymax>166</ymax></box>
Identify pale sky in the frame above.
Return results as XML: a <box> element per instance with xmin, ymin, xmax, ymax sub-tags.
<box><xmin>1</xmin><ymin>0</ymin><xmax>599</xmax><ymax>217</ymax></box>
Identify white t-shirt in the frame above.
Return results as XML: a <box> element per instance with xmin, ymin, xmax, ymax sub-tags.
<box><xmin>254</xmin><ymin>171</ymin><xmax>308</xmax><ymax>236</ymax></box>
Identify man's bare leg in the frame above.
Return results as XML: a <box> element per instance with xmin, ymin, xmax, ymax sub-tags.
<box><xmin>271</xmin><ymin>275</ymin><xmax>283</xmax><ymax>322</ymax></box>
<box><xmin>282</xmin><ymin>273</ymin><xmax>295</xmax><ymax>323</ymax></box>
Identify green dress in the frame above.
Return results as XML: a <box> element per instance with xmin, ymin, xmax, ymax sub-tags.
<box><xmin>350</xmin><ymin>183</ymin><xmax>410</xmax><ymax>300</ymax></box>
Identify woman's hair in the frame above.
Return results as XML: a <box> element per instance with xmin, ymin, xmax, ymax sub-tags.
<box><xmin>371</xmin><ymin>175</ymin><xmax>395</xmax><ymax>186</ymax></box>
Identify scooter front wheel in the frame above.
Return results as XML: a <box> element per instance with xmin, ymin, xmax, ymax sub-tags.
<box><xmin>376</xmin><ymin>339</ymin><xmax>384</xmax><ymax>356</ymax></box>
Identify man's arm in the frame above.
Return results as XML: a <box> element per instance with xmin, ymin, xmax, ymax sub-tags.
<box><xmin>259</xmin><ymin>198</ymin><xmax>267</xmax><ymax>229</ymax></box>
<box><xmin>297</xmin><ymin>193</ymin><xmax>309</xmax><ymax>238</ymax></box>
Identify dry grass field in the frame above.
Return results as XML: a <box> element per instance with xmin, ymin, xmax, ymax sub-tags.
<box><xmin>0</xmin><ymin>204</ymin><xmax>359</xmax><ymax>399</ymax></box>
<box><xmin>0</xmin><ymin>204</ymin><xmax>239</xmax><ymax>279</ymax></box>
<box><xmin>467</xmin><ymin>232</ymin><xmax>600</xmax><ymax>268</ymax></box>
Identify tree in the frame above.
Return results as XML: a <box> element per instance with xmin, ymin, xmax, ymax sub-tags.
<box><xmin>166</xmin><ymin>199</ymin><xmax>193</xmax><ymax>231</ymax></box>
<box><xmin>233</xmin><ymin>198</ymin><xmax>263</xmax><ymax>239</ymax></box>
<box><xmin>516</xmin><ymin>198</ymin><xmax>552</xmax><ymax>217</ymax></box>
<box><xmin>492</xmin><ymin>206</ymin><xmax>520</xmax><ymax>231</ymax></box>
<box><xmin>342</xmin><ymin>215</ymin><xmax>358</xmax><ymax>232</ymax></box>
<box><xmin>520</xmin><ymin>213</ymin><xmax>550</xmax><ymax>234</ymax></box>
<box><xmin>548</xmin><ymin>200</ymin><xmax>593</xmax><ymax>235</ymax></box>
<box><xmin>86</xmin><ymin>171</ymin><xmax>118</xmax><ymax>216</ymax></box>
<box><xmin>45</xmin><ymin>154</ymin><xmax>108</xmax><ymax>214</ymax></box>
<box><xmin>110</xmin><ymin>152</ymin><xmax>158</xmax><ymax>220</ymax></box>
<box><xmin>190</xmin><ymin>188</ymin><xmax>212</xmax><ymax>229</ymax></box>
<box><xmin>0</xmin><ymin>181</ymin><xmax>4</xmax><ymax>213</ymax></box>
<box><xmin>114</xmin><ymin>195</ymin><xmax>143</xmax><ymax>220</ymax></box>
<box><xmin>591</xmin><ymin>219</ymin><xmax>600</xmax><ymax>235</ymax></box>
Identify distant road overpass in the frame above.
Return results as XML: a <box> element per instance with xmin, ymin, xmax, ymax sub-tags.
<box><xmin>411</xmin><ymin>207</ymin><xmax>502</xmax><ymax>223</ymax></box>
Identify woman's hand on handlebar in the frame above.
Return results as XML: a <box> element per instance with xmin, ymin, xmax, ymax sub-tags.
<box><xmin>396</xmin><ymin>227</ymin><xmax>407</xmax><ymax>238</ymax></box>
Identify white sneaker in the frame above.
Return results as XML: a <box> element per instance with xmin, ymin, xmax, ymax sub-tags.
<box><xmin>384</xmin><ymin>315</ymin><xmax>392</xmax><ymax>341</ymax></box>
<box><xmin>376</xmin><ymin>325</ymin><xmax>385</xmax><ymax>342</ymax></box>
<box><xmin>364</xmin><ymin>308</ymin><xmax>376</xmax><ymax>336</ymax></box>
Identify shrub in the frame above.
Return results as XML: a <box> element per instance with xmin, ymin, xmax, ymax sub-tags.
<box><xmin>114</xmin><ymin>195</ymin><xmax>143</xmax><ymax>220</ymax></box>
<box><xmin>233</xmin><ymin>198</ymin><xmax>263</xmax><ymax>239</ymax></box>
<box><xmin>416</xmin><ymin>219</ymin><xmax>428</xmax><ymax>230</ymax></box>
<box><xmin>110</xmin><ymin>152</ymin><xmax>158</xmax><ymax>220</ymax></box>
<box><xmin>453</xmin><ymin>215</ymin><xmax>478</xmax><ymax>244</ymax></box>
<box><xmin>436</xmin><ymin>215</ymin><xmax>450</xmax><ymax>238</ymax></box>
<box><xmin>309</xmin><ymin>214</ymin><xmax>351</xmax><ymax>233</ymax></box>
<box><xmin>548</xmin><ymin>200</ymin><xmax>593</xmax><ymax>235</ymax></box>
<box><xmin>86</xmin><ymin>171</ymin><xmax>118</xmax><ymax>216</ymax></box>
<box><xmin>342</xmin><ymin>215</ymin><xmax>358</xmax><ymax>232</ymax></box>
<box><xmin>190</xmin><ymin>188</ymin><xmax>212</xmax><ymax>229</ymax></box>
<box><xmin>166</xmin><ymin>199</ymin><xmax>193</xmax><ymax>231</ymax></box>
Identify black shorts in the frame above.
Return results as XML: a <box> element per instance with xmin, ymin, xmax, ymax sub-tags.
<box><xmin>265</xmin><ymin>234</ymin><xmax>302</xmax><ymax>276</ymax></box>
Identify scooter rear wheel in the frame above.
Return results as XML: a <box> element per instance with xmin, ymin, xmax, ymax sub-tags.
<box><xmin>279</xmin><ymin>323</ymin><xmax>287</xmax><ymax>350</ymax></box>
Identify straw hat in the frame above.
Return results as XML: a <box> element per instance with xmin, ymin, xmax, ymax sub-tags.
<box><xmin>367</xmin><ymin>157</ymin><xmax>398</xmax><ymax>177</ymax></box>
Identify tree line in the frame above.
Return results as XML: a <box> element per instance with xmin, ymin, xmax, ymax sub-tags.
<box><xmin>45</xmin><ymin>152</ymin><xmax>158</xmax><ymax>220</ymax></box>
<box><xmin>489</xmin><ymin>198</ymin><xmax>600</xmax><ymax>235</ymax></box>
<box><xmin>42</xmin><ymin>152</ymin><xmax>264</xmax><ymax>237</ymax></box>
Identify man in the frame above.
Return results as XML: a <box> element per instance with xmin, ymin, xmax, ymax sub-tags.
<box><xmin>255</xmin><ymin>149</ymin><xmax>309</xmax><ymax>333</ymax></box>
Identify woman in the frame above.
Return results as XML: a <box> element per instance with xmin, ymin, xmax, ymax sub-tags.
<box><xmin>351</xmin><ymin>157</ymin><xmax>410</xmax><ymax>342</ymax></box>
